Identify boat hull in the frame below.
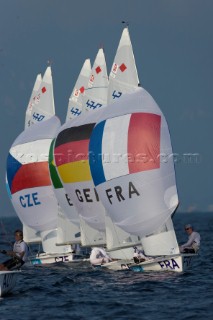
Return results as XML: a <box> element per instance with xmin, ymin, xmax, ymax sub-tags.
<box><xmin>100</xmin><ymin>254</ymin><xmax>197</xmax><ymax>272</ymax></box>
<box><xmin>29</xmin><ymin>252</ymin><xmax>88</xmax><ymax>265</ymax></box>
<box><xmin>0</xmin><ymin>271</ymin><xmax>19</xmax><ymax>297</ymax></box>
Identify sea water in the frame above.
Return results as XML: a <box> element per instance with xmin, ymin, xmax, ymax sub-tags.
<box><xmin>0</xmin><ymin>212</ymin><xmax>212</xmax><ymax>320</ymax></box>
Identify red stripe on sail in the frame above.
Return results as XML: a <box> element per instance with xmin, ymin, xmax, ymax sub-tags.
<box><xmin>128</xmin><ymin>113</ymin><xmax>161</xmax><ymax>174</ymax></box>
<box><xmin>54</xmin><ymin>139</ymin><xmax>89</xmax><ymax>167</ymax></box>
<box><xmin>11</xmin><ymin>162</ymin><xmax>51</xmax><ymax>194</ymax></box>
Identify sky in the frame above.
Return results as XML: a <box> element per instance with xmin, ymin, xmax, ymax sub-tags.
<box><xmin>0</xmin><ymin>0</ymin><xmax>212</xmax><ymax>216</ymax></box>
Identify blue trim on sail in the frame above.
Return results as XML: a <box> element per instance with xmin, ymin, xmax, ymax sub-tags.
<box><xmin>6</xmin><ymin>153</ymin><xmax>22</xmax><ymax>191</ymax></box>
<box><xmin>89</xmin><ymin>121</ymin><xmax>106</xmax><ymax>186</ymax></box>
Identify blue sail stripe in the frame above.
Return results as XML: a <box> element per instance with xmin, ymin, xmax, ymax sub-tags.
<box><xmin>6</xmin><ymin>153</ymin><xmax>22</xmax><ymax>192</ymax></box>
<box><xmin>89</xmin><ymin>120</ymin><xmax>106</xmax><ymax>186</ymax></box>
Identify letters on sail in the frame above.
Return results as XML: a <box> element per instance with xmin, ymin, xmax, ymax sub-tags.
<box><xmin>7</xmin><ymin>116</ymin><xmax>61</xmax><ymax>232</ymax></box>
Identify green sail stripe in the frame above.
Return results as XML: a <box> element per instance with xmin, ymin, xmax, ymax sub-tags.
<box><xmin>49</xmin><ymin>139</ymin><xmax>63</xmax><ymax>189</ymax></box>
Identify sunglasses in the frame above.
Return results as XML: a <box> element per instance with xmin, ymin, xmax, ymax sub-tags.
<box><xmin>185</xmin><ymin>228</ymin><xmax>190</xmax><ymax>230</ymax></box>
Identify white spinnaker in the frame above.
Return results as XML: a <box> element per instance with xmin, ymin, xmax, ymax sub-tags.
<box><xmin>7</xmin><ymin>116</ymin><xmax>61</xmax><ymax>232</ymax></box>
<box><xmin>88</xmin><ymin>88</ymin><xmax>179</xmax><ymax>256</ymax></box>
<box><xmin>66</xmin><ymin>59</ymin><xmax>91</xmax><ymax>121</ymax></box>
<box><xmin>30</xmin><ymin>66</ymin><xmax>55</xmax><ymax>125</ymax></box>
<box><xmin>83</xmin><ymin>48</ymin><xmax>108</xmax><ymax>112</ymax></box>
<box><xmin>108</xmin><ymin>27</ymin><xmax>139</xmax><ymax>104</ymax></box>
<box><xmin>25</xmin><ymin>74</ymin><xmax>42</xmax><ymax>128</ymax></box>
<box><xmin>54</xmin><ymin>110</ymin><xmax>107</xmax><ymax>234</ymax></box>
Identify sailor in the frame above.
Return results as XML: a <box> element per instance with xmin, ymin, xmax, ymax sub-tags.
<box><xmin>0</xmin><ymin>229</ymin><xmax>29</xmax><ymax>270</ymax></box>
<box><xmin>133</xmin><ymin>246</ymin><xmax>149</xmax><ymax>263</ymax></box>
<box><xmin>89</xmin><ymin>247</ymin><xmax>112</xmax><ymax>265</ymax></box>
<box><xmin>180</xmin><ymin>224</ymin><xmax>201</xmax><ymax>253</ymax></box>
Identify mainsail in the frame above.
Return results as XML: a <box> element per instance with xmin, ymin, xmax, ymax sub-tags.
<box><xmin>25</xmin><ymin>73</ymin><xmax>42</xmax><ymax>129</ymax></box>
<box><xmin>30</xmin><ymin>66</ymin><xmax>55</xmax><ymax>125</ymax></box>
<box><xmin>66</xmin><ymin>59</ymin><xmax>91</xmax><ymax>121</ymax></box>
<box><xmin>82</xmin><ymin>48</ymin><xmax>108</xmax><ymax>112</ymax></box>
<box><xmin>108</xmin><ymin>27</ymin><xmax>139</xmax><ymax>104</ymax></box>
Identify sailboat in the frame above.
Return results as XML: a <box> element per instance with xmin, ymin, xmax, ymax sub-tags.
<box><xmin>50</xmin><ymin>59</ymin><xmax>91</xmax><ymax>251</ymax></box>
<box><xmin>54</xmin><ymin>49</ymin><xmax>108</xmax><ymax>250</ymax></box>
<box><xmin>88</xmin><ymin>89</ymin><xmax>196</xmax><ymax>272</ymax></box>
<box><xmin>87</xmin><ymin>27</ymin><xmax>196</xmax><ymax>272</ymax></box>
<box><xmin>0</xmin><ymin>73</ymin><xmax>44</xmax><ymax>296</ymax></box>
<box><xmin>6</xmin><ymin>66</ymin><xmax>76</xmax><ymax>265</ymax></box>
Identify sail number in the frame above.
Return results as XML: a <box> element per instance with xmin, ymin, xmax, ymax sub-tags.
<box><xmin>55</xmin><ymin>256</ymin><xmax>69</xmax><ymax>263</ymax></box>
<box><xmin>32</xmin><ymin>112</ymin><xmax>45</xmax><ymax>122</ymax></box>
<box><xmin>70</xmin><ymin>107</ymin><xmax>81</xmax><ymax>117</ymax></box>
<box><xmin>158</xmin><ymin>258</ymin><xmax>180</xmax><ymax>270</ymax></box>
<box><xmin>19</xmin><ymin>192</ymin><xmax>41</xmax><ymax>207</ymax></box>
<box><xmin>112</xmin><ymin>90</ymin><xmax>122</xmax><ymax>99</ymax></box>
<box><xmin>86</xmin><ymin>100</ymin><xmax>102</xmax><ymax>110</ymax></box>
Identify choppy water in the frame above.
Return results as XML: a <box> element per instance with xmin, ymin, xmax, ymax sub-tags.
<box><xmin>0</xmin><ymin>212</ymin><xmax>213</xmax><ymax>320</ymax></box>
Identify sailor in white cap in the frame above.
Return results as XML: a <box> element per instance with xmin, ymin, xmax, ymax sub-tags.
<box><xmin>180</xmin><ymin>224</ymin><xmax>201</xmax><ymax>253</ymax></box>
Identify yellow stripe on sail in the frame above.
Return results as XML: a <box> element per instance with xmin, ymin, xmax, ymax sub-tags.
<box><xmin>57</xmin><ymin>160</ymin><xmax>92</xmax><ymax>183</ymax></box>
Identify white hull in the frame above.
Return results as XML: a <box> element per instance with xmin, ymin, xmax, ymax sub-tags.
<box><xmin>0</xmin><ymin>271</ymin><xmax>19</xmax><ymax>297</ymax></box>
<box><xmin>29</xmin><ymin>252</ymin><xmax>88</xmax><ymax>265</ymax></box>
<box><xmin>100</xmin><ymin>254</ymin><xmax>197</xmax><ymax>272</ymax></box>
